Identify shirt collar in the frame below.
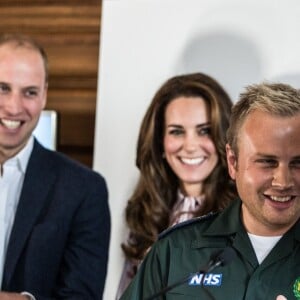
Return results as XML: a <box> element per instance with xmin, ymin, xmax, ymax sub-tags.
<box><xmin>4</xmin><ymin>136</ymin><xmax>34</xmax><ymax>174</ymax></box>
<box><xmin>177</xmin><ymin>189</ymin><xmax>204</xmax><ymax>205</ymax></box>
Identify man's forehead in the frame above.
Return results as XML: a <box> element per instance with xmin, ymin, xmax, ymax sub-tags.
<box><xmin>0</xmin><ymin>47</ymin><xmax>46</xmax><ymax>88</ymax></box>
<box><xmin>237</xmin><ymin>110</ymin><xmax>300</xmax><ymax>154</ymax></box>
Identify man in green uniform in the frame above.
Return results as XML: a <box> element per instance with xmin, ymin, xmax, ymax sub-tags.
<box><xmin>120</xmin><ymin>82</ymin><xmax>300</xmax><ymax>300</ymax></box>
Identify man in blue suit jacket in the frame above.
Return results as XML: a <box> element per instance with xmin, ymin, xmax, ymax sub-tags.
<box><xmin>0</xmin><ymin>34</ymin><xmax>110</xmax><ymax>299</ymax></box>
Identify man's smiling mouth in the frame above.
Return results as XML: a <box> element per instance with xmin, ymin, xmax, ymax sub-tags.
<box><xmin>1</xmin><ymin>118</ymin><xmax>22</xmax><ymax>129</ymax></box>
<box><xmin>267</xmin><ymin>195</ymin><xmax>294</xmax><ymax>202</ymax></box>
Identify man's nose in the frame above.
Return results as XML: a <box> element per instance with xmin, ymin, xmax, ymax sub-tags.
<box><xmin>3</xmin><ymin>93</ymin><xmax>23</xmax><ymax>115</ymax></box>
<box><xmin>272</xmin><ymin>165</ymin><xmax>294</xmax><ymax>189</ymax></box>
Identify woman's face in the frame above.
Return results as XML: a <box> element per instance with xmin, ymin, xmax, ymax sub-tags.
<box><xmin>163</xmin><ymin>96</ymin><xmax>218</xmax><ymax>196</ymax></box>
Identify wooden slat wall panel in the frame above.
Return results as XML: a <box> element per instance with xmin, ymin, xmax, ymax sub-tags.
<box><xmin>0</xmin><ymin>0</ymin><xmax>101</xmax><ymax>5</ymax></box>
<box><xmin>0</xmin><ymin>1</ymin><xmax>102</xmax><ymax>167</ymax></box>
<box><xmin>0</xmin><ymin>7</ymin><xmax>101</xmax><ymax>32</ymax></box>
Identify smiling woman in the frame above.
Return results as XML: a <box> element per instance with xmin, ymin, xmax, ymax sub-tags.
<box><xmin>116</xmin><ymin>72</ymin><xmax>238</xmax><ymax>298</ymax></box>
<box><xmin>163</xmin><ymin>96</ymin><xmax>219</xmax><ymax>200</ymax></box>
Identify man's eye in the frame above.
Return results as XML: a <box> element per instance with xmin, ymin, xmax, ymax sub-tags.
<box><xmin>291</xmin><ymin>160</ymin><xmax>300</xmax><ymax>168</ymax></box>
<box><xmin>0</xmin><ymin>84</ymin><xmax>10</xmax><ymax>93</ymax></box>
<box><xmin>257</xmin><ymin>159</ymin><xmax>277</xmax><ymax>167</ymax></box>
<box><xmin>25</xmin><ymin>90</ymin><xmax>38</xmax><ymax>97</ymax></box>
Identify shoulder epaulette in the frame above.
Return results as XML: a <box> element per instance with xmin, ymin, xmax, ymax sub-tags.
<box><xmin>158</xmin><ymin>211</ymin><xmax>218</xmax><ymax>240</ymax></box>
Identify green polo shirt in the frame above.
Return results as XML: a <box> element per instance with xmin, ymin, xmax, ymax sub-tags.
<box><xmin>120</xmin><ymin>199</ymin><xmax>300</xmax><ymax>300</ymax></box>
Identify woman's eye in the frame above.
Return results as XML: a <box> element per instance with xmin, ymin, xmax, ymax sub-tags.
<box><xmin>169</xmin><ymin>129</ymin><xmax>183</xmax><ymax>136</ymax></box>
<box><xmin>198</xmin><ymin>127</ymin><xmax>211</xmax><ymax>136</ymax></box>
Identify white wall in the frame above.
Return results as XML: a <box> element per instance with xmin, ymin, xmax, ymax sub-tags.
<box><xmin>93</xmin><ymin>0</ymin><xmax>300</xmax><ymax>298</ymax></box>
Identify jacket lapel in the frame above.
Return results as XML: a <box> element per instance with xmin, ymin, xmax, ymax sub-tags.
<box><xmin>3</xmin><ymin>140</ymin><xmax>56</xmax><ymax>286</ymax></box>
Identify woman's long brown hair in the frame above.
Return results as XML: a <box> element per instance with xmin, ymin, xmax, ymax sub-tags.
<box><xmin>122</xmin><ymin>73</ymin><xmax>237</xmax><ymax>261</ymax></box>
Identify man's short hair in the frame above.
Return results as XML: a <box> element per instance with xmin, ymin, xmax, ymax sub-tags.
<box><xmin>227</xmin><ymin>82</ymin><xmax>300</xmax><ymax>154</ymax></box>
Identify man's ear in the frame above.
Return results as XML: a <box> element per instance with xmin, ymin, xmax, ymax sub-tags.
<box><xmin>41</xmin><ymin>82</ymin><xmax>48</xmax><ymax>109</ymax></box>
<box><xmin>226</xmin><ymin>143</ymin><xmax>237</xmax><ymax>180</ymax></box>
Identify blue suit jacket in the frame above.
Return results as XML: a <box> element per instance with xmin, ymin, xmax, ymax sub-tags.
<box><xmin>1</xmin><ymin>140</ymin><xmax>111</xmax><ymax>299</ymax></box>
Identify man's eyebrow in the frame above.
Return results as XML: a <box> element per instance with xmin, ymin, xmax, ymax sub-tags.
<box><xmin>24</xmin><ymin>85</ymin><xmax>40</xmax><ymax>88</ymax></box>
<box><xmin>255</xmin><ymin>153</ymin><xmax>277</xmax><ymax>158</ymax></box>
<box><xmin>22</xmin><ymin>86</ymin><xmax>41</xmax><ymax>91</ymax></box>
<box><xmin>255</xmin><ymin>154</ymin><xmax>300</xmax><ymax>160</ymax></box>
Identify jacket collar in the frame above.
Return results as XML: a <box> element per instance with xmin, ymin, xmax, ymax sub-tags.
<box><xmin>192</xmin><ymin>199</ymin><xmax>300</xmax><ymax>268</ymax></box>
<box><xmin>204</xmin><ymin>199</ymin><xmax>244</xmax><ymax>237</ymax></box>
<box><xmin>3</xmin><ymin>139</ymin><xmax>56</xmax><ymax>287</ymax></box>
<box><xmin>203</xmin><ymin>199</ymin><xmax>299</xmax><ymax>240</ymax></box>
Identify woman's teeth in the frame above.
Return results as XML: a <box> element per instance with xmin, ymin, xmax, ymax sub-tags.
<box><xmin>181</xmin><ymin>157</ymin><xmax>204</xmax><ymax>165</ymax></box>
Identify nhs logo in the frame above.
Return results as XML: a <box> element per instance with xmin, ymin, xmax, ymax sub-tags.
<box><xmin>188</xmin><ymin>273</ymin><xmax>222</xmax><ymax>286</ymax></box>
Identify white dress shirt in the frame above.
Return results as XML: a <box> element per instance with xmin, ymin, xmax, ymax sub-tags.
<box><xmin>0</xmin><ymin>137</ymin><xmax>33</xmax><ymax>287</ymax></box>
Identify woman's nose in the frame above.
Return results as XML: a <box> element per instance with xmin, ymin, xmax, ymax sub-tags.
<box><xmin>183</xmin><ymin>134</ymin><xmax>198</xmax><ymax>152</ymax></box>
